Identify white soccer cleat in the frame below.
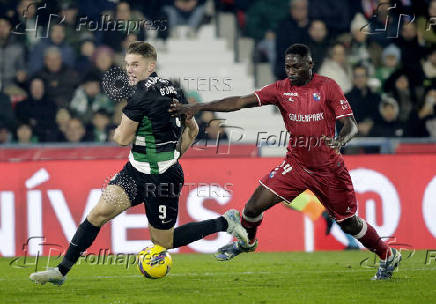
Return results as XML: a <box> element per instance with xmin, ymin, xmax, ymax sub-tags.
<box><xmin>29</xmin><ymin>267</ymin><xmax>65</xmax><ymax>286</ymax></box>
<box><xmin>223</xmin><ymin>209</ymin><xmax>249</xmax><ymax>244</ymax></box>
<box><xmin>372</xmin><ymin>248</ymin><xmax>402</xmax><ymax>280</ymax></box>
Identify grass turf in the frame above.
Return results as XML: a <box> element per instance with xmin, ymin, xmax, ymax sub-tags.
<box><xmin>1</xmin><ymin>250</ymin><xmax>435</xmax><ymax>304</ymax></box>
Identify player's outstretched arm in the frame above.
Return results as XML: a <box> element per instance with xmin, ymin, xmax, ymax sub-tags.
<box><xmin>322</xmin><ymin>116</ymin><xmax>358</xmax><ymax>151</ymax></box>
<box><xmin>169</xmin><ymin>94</ymin><xmax>259</xmax><ymax>119</ymax></box>
<box><xmin>179</xmin><ymin>116</ymin><xmax>199</xmax><ymax>156</ymax></box>
<box><xmin>113</xmin><ymin>114</ymin><xmax>139</xmax><ymax>146</ymax></box>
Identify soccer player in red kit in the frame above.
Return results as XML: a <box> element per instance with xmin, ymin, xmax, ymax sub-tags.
<box><xmin>170</xmin><ymin>44</ymin><xmax>401</xmax><ymax>280</ymax></box>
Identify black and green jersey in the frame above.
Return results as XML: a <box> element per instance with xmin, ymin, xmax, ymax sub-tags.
<box><xmin>122</xmin><ymin>72</ymin><xmax>187</xmax><ymax>174</ymax></box>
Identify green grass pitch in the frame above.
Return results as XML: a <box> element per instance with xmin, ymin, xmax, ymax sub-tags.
<box><xmin>1</xmin><ymin>250</ymin><xmax>435</xmax><ymax>304</ymax></box>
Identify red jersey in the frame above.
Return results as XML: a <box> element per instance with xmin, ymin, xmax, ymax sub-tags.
<box><xmin>254</xmin><ymin>73</ymin><xmax>353</xmax><ymax>170</ymax></box>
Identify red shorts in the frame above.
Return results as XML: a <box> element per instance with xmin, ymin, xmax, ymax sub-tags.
<box><xmin>259</xmin><ymin>155</ymin><xmax>357</xmax><ymax>221</ymax></box>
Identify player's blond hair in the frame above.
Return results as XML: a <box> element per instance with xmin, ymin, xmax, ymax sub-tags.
<box><xmin>127</xmin><ymin>42</ymin><xmax>157</xmax><ymax>61</ymax></box>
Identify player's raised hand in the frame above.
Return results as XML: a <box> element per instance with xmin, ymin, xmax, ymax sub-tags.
<box><xmin>169</xmin><ymin>99</ymin><xmax>198</xmax><ymax>120</ymax></box>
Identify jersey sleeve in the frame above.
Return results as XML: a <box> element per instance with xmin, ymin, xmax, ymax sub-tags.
<box><xmin>254</xmin><ymin>82</ymin><xmax>280</xmax><ymax>106</ymax></box>
<box><xmin>326</xmin><ymin>79</ymin><xmax>354</xmax><ymax>120</ymax></box>
<box><xmin>175</xmin><ymin>86</ymin><xmax>188</xmax><ymax>105</ymax></box>
<box><xmin>122</xmin><ymin>90</ymin><xmax>146</xmax><ymax>122</ymax></box>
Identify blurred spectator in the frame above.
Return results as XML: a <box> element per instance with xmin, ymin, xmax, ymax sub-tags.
<box><xmin>308</xmin><ymin>0</ymin><xmax>353</xmax><ymax>37</ymax></box>
<box><xmin>422</xmin><ymin>47</ymin><xmax>436</xmax><ymax>79</ymax></box>
<box><xmin>14</xmin><ymin>77</ymin><xmax>57</xmax><ymax>142</ymax></box>
<box><xmin>78</xmin><ymin>0</ymin><xmax>116</xmax><ymax>23</ymax></box>
<box><xmin>36</xmin><ymin>47</ymin><xmax>79</xmax><ymax>108</ymax></box>
<box><xmin>55</xmin><ymin>107</ymin><xmax>71</xmax><ymax>141</ymax></box>
<box><xmin>28</xmin><ymin>24</ymin><xmax>76</xmax><ymax>75</ymax></box>
<box><xmin>375</xmin><ymin>44</ymin><xmax>401</xmax><ymax>90</ymax></box>
<box><xmin>395</xmin><ymin>22</ymin><xmax>426</xmax><ymax>82</ymax></box>
<box><xmin>64</xmin><ymin>117</ymin><xmax>87</xmax><ymax>143</ymax></box>
<box><xmin>0</xmin><ymin>16</ymin><xmax>26</xmax><ymax>91</ymax></box>
<box><xmin>319</xmin><ymin>43</ymin><xmax>352</xmax><ymax>93</ymax></box>
<box><xmin>70</xmin><ymin>72</ymin><xmax>113</xmax><ymax>124</ymax></box>
<box><xmin>115</xmin><ymin>33</ymin><xmax>138</xmax><ymax>66</ymax></box>
<box><xmin>369</xmin><ymin>95</ymin><xmax>404</xmax><ymax>137</ymax></box>
<box><xmin>361</xmin><ymin>0</ymin><xmax>379</xmax><ymax>19</ymax></box>
<box><xmin>163</xmin><ymin>0</ymin><xmax>207</xmax><ymax>36</ymax></box>
<box><xmin>348</xmin><ymin>13</ymin><xmax>372</xmax><ymax>70</ymax></box>
<box><xmin>274</xmin><ymin>0</ymin><xmax>309</xmax><ymax>79</ymax></box>
<box><xmin>90</xmin><ymin>110</ymin><xmax>112</xmax><ymax>143</ymax></box>
<box><xmin>3</xmin><ymin>83</ymin><xmax>27</xmax><ymax>106</ymax></box>
<box><xmin>184</xmin><ymin>90</ymin><xmax>204</xmax><ymax>121</ymax></box>
<box><xmin>384</xmin><ymin>69</ymin><xmax>422</xmax><ymax>123</ymax></box>
<box><xmin>138</xmin><ymin>0</ymin><xmax>172</xmax><ymax>19</ymax></box>
<box><xmin>0</xmin><ymin>91</ymin><xmax>16</xmax><ymax>131</ymax></box>
<box><xmin>60</xmin><ymin>2</ymin><xmax>82</xmax><ymax>52</ymax></box>
<box><xmin>366</xmin><ymin>0</ymin><xmax>400</xmax><ymax>48</ymax></box>
<box><xmin>16</xmin><ymin>122</ymin><xmax>37</xmax><ymax>144</ymax></box>
<box><xmin>76</xmin><ymin>38</ymin><xmax>96</xmax><ymax>76</ymax></box>
<box><xmin>102</xmin><ymin>1</ymin><xmax>145</xmax><ymax>52</ymax></box>
<box><xmin>417</xmin><ymin>0</ymin><xmax>436</xmax><ymax>47</ymax></box>
<box><xmin>407</xmin><ymin>89</ymin><xmax>436</xmax><ymax>137</ymax></box>
<box><xmin>245</xmin><ymin>0</ymin><xmax>288</xmax><ymax>42</ymax></box>
<box><xmin>306</xmin><ymin>20</ymin><xmax>329</xmax><ymax>72</ymax></box>
<box><xmin>346</xmin><ymin>64</ymin><xmax>381</xmax><ymax>136</ymax></box>
<box><xmin>15</xmin><ymin>0</ymin><xmax>41</xmax><ymax>48</ymax></box>
<box><xmin>0</xmin><ymin>122</ymin><xmax>12</xmax><ymax>144</ymax></box>
<box><xmin>254</xmin><ymin>30</ymin><xmax>276</xmax><ymax>65</ymax></box>
<box><xmin>0</xmin><ymin>1</ymin><xmax>16</xmax><ymax>21</ymax></box>
<box><xmin>90</xmin><ymin>47</ymin><xmax>116</xmax><ymax>81</ymax></box>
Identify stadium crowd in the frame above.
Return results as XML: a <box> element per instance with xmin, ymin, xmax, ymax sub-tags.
<box><xmin>0</xmin><ymin>0</ymin><xmax>435</xmax><ymax>145</ymax></box>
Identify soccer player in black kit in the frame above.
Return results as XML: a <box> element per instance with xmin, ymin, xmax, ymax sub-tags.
<box><xmin>29</xmin><ymin>42</ymin><xmax>248</xmax><ymax>285</ymax></box>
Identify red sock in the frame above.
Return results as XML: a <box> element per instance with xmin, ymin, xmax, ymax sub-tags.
<box><xmin>355</xmin><ymin>221</ymin><xmax>390</xmax><ymax>260</ymax></box>
<box><xmin>241</xmin><ymin>211</ymin><xmax>263</xmax><ymax>244</ymax></box>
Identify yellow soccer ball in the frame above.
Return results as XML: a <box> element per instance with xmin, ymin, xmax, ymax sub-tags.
<box><xmin>136</xmin><ymin>245</ymin><xmax>172</xmax><ymax>279</ymax></box>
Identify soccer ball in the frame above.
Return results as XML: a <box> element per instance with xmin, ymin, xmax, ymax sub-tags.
<box><xmin>136</xmin><ymin>245</ymin><xmax>172</xmax><ymax>279</ymax></box>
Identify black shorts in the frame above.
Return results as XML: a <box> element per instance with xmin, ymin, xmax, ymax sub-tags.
<box><xmin>108</xmin><ymin>161</ymin><xmax>184</xmax><ymax>229</ymax></box>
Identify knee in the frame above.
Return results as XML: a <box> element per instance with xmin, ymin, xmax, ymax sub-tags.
<box><xmin>337</xmin><ymin>216</ymin><xmax>363</xmax><ymax>235</ymax></box>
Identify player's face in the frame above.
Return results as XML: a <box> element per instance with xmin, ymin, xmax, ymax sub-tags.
<box><xmin>124</xmin><ymin>53</ymin><xmax>155</xmax><ymax>85</ymax></box>
<box><xmin>285</xmin><ymin>54</ymin><xmax>313</xmax><ymax>86</ymax></box>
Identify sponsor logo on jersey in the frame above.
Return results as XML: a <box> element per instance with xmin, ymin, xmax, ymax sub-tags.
<box><xmin>289</xmin><ymin>112</ymin><xmax>325</xmax><ymax>122</ymax></box>
<box><xmin>283</xmin><ymin>92</ymin><xmax>298</xmax><ymax>102</ymax></box>
<box><xmin>313</xmin><ymin>92</ymin><xmax>321</xmax><ymax>101</ymax></box>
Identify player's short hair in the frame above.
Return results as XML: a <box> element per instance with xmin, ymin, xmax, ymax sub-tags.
<box><xmin>127</xmin><ymin>42</ymin><xmax>157</xmax><ymax>61</ymax></box>
<box><xmin>285</xmin><ymin>44</ymin><xmax>311</xmax><ymax>58</ymax></box>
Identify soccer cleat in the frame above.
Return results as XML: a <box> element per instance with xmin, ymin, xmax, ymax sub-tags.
<box><xmin>29</xmin><ymin>267</ymin><xmax>65</xmax><ymax>286</ymax></box>
<box><xmin>372</xmin><ymin>248</ymin><xmax>402</xmax><ymax>280</ymax></box>
<box><xmin>215</xmin><ymin>240</ymin><xmax>258</xmax><ymax>261</ymax></box>
<box><xmin>223</xmin><ymin>209</ymin><xmax>249</xmax><ymax>244</ymax></box>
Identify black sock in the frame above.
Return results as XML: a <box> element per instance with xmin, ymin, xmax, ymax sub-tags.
<box><xmin>57</xmin><ymin>219</ymin><xmax>101</xmax><ymax>276</ymax></box>
<box><xmin>172</xmin><ymin>216</ymin><xmax>228</xmax><ymax>248</ymax></box>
